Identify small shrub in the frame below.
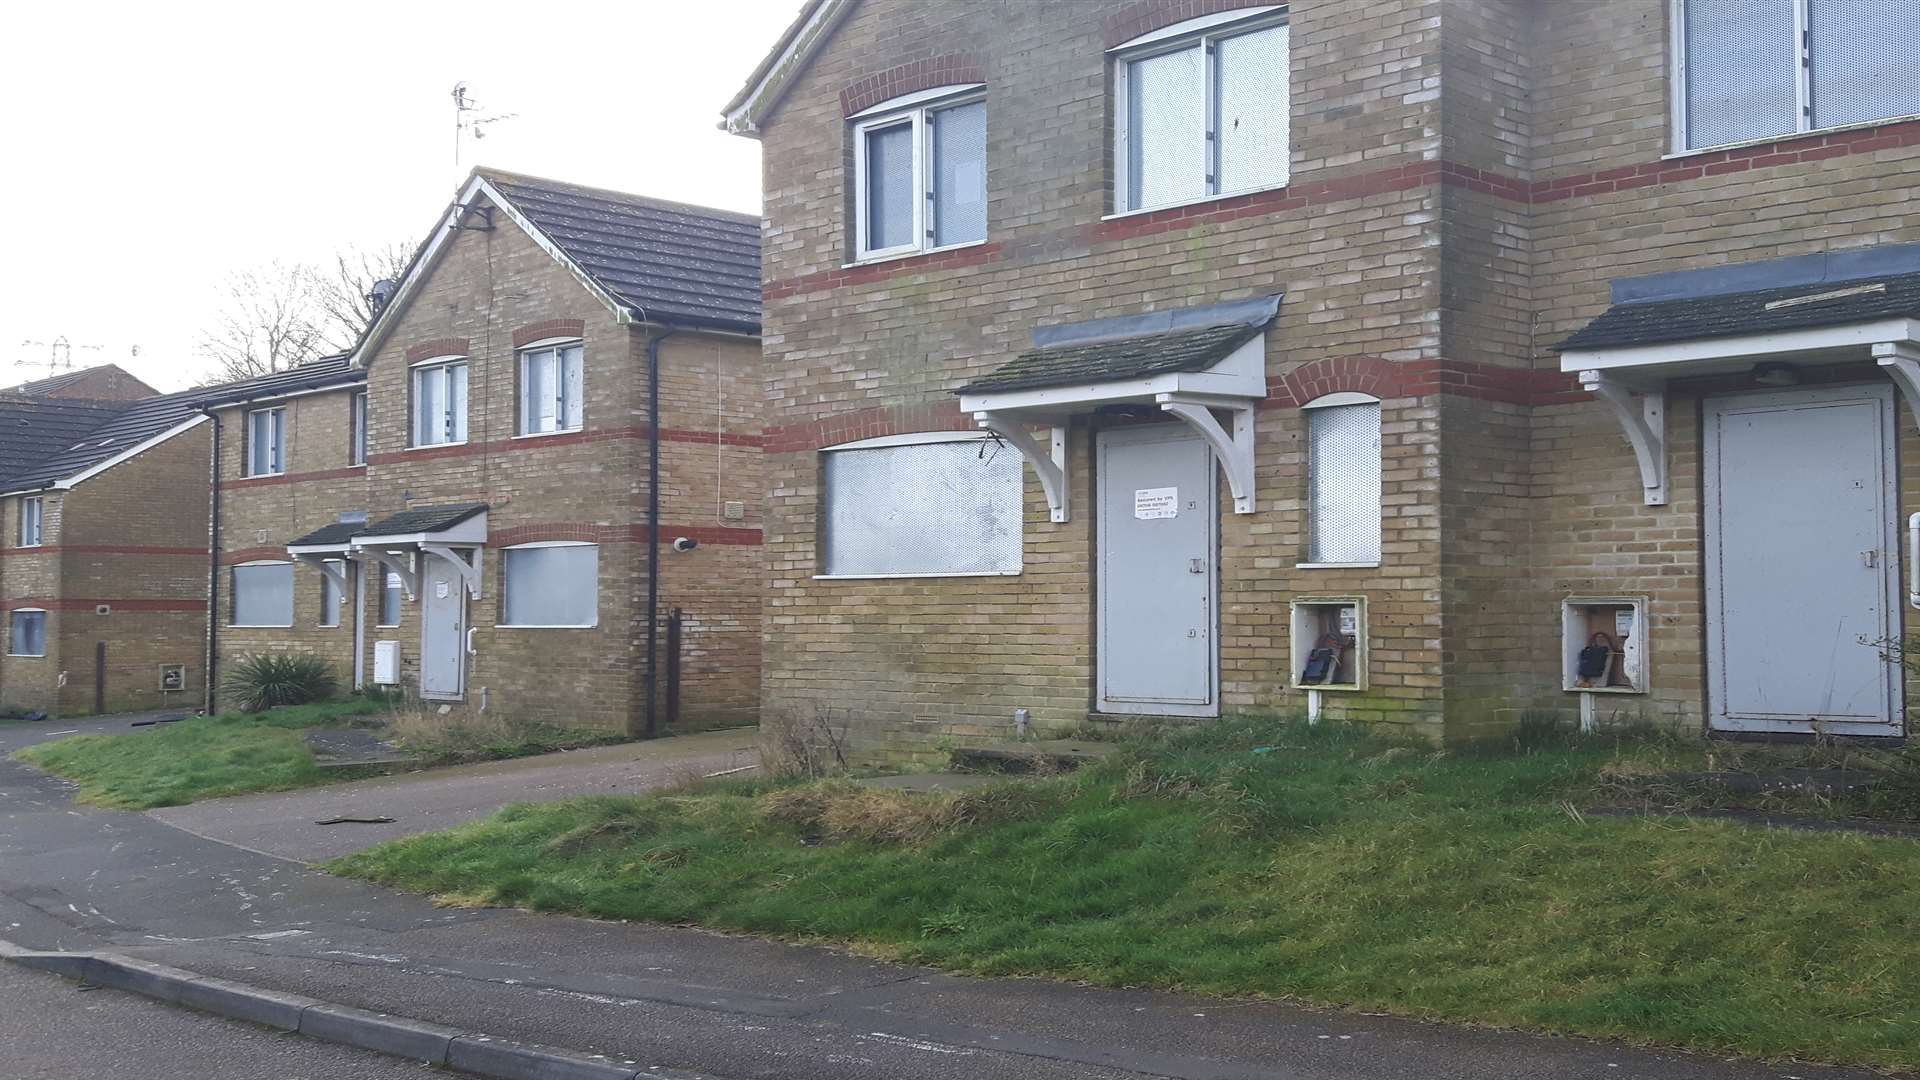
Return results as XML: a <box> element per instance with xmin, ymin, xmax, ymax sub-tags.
<box><xmin>759</xmin><ymin>705</ymin><xmax>851</xmax><ymax>777</ymax></box>
<box><xmin>223</xmin><ymin>653</ymin><xmax>339</xmax><ymax>712</ymax></box>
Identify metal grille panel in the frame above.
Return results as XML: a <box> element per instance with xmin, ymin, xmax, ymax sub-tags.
<box><xmin>1215</xmin><ymin>23</ymin><xmax>1290</xmax><ymax>195</ymax></box>
<box><xmin>865</xmin><ymin>122</ymin><xmax>915</xmax><ymax>250</ymax></box>
<box><xmin>1812</xmin><ymin>0</ymin><xmax>1920</xmax><ymax>129</ymax></box>
<box><xmin>1685</xmin><ymin>0</ymin><xmax>1798</xmax><ymax>148</ymax></box>
<box><xmin>1127</xmin><ymin>45</ymin><xmax>1206</xmax><ymax>210</ymax></box>
<box><xmin>1308</xmin><ymin>403</ymin><xmax>1382</xmax><ymax>564</ymax></box>
<box><xmin>823</xmin><ymin>439</ymin><xmax>1024</xmax><ymax>576</ymax></box>
<box><xmin>932</xmin><ymin>100</ymin><xmax>987</xmax><ymax>247</ymax></box>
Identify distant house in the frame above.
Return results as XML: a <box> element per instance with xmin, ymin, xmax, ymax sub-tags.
<box><xmin>209</xmin><ymin>168</ymin><xmax>764</xmax><ymax>734</ymax></box>
<box><xmin>3</xmin><ymin>363</ymin><xmax>159</xmax><ymax>403</ymax></box>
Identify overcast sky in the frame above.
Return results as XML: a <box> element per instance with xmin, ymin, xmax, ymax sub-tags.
<box><xmin>0</xmin><ymin>0</ymin><xmax>797</xmax><ymax>392</ymax></box>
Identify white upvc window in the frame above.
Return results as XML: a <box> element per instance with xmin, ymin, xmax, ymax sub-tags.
<box><xmin>246</xmin><ymin>407</ymin><xmax>286</xmax><ymax>477</ymax></box>
<box><xmin>517</xmin><ymin>340</ymin><xmax>585</xmax><ymax>436</ymax></box>
<box><xmin>411</xmin><ymin>358</ymin><xmax>469</xmax><ymax>447</ymax></box>
<box><xmin>231</xmin><ymin>561</ymin><xmax>295</xmax><ymax>627</ymax></box>
<box><xmin>500</xmin><ymin>542</ymin><xmax>599</xmax><ymax>627</ymax></box>
<box><xmin>8</xmin><ymin>609</ymin><xmax>46</xmax><ymax>657</ymax></box>
<box><xmin>349</xmin><ymin>391</ymin><xmax>369</xmax><ymax>465</ymax></box>
<box><xmin>1113</xmin><ymin>8</ymin><xmax>1291</xmax><ymax>214</ymax></box>
<box><xmin>1674</xmin><ymin>0</ymin><xmax>1920</xmax><ymax>152</ymax></box>
<box><xmin>852</xmin><ymin>86</ymin><xmax>988</xmax><ymax>260</ymax></box>
<box><xmin>319</xmin><ymin>561</ymin><xmax>345</xmax><ymax>627</ymax></box>
<box><xmin>1303</xmin><ymin>394</ymin><xmax>1382</xmax><ymax>567</ymax></box>
<box><xmin>19</xmin><ymin>496</ymin><xmax>43</xmax><ymax>547</ymax></box>
<box><xmin>818</xmin><ymin>432</ymin><xmax>1024</xmax><ymax>578</ymax></box>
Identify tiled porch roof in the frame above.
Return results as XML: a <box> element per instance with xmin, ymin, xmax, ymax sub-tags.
<box><xmin>957</xmin><ymin>323</ymin><xmax>1263</xmax><ymax>395</ymax></box>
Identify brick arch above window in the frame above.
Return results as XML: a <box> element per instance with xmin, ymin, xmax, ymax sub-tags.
<box><xmin>1271</xmin><ymin>356</ymin><xmax>1428</xmax><ymax>408</ymax></box>
<box><xmin>840</xmin><ymin>53</ymin><xmax>985</xmax><ymax>118</ymax></box>
<box><xmin>1104</xmin><ymin>0</ymin><xmax>1276</xmax><ymax>48</ymax></box>
<box><xmin>512</xmin><ymin>320</ymin><xmax>586</xmax><ymax>348</ymax></box>
<box><xmin>406</xmin><ymin>338</ymin><xmax>471</xmax><ymax>364</ymax></box>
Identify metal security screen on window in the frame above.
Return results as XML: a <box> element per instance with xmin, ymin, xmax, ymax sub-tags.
<box><xmin>320</xmin><ymin>563</ymin><xmax>344</xmax><ymax>627</ymax></box>
<box><xmin>9</xmin><ymin>611</ymin><xmax>45</xmax><ymax>657</ymax></box>
<box><xmin>413</xmin><ymin>363</ymin><xmax>469</xmax><ymax>446</ymax></box>
<box><xmin>247</xmin><ymin>408</ymin><xmax>285</xmax><ymax>476</ymax></box>
<box><xmin>1119</xmin><ymin>15</ymin><xmax>1290</xmax><ymax>212</ymax></box>
<box><xmin>1307</xmin><ymin>403</ymin><xmax>1382</xmax><ymax>564</ymax></box>
<box><xmin>350</xmin><ymin>392</ymin><xmax>368</xmax><ymax>465</ymax></box>
<box><xmin>380</xmin><ymin>572</ymin><xmax>403</xmax><ymax>626</ymax></box>
<box><xmin>20</xmin><ymin>497</ymin><xmax>41</xmax><ymax>546</ymax></box>
<box><xmin>822</xmin><ymin>439</ymin><xmax>1023</xmax><ymax>576</ymax></box>
<box><xmin>865</xmin><ymin>122</ymin><xmax>916</xmax><ymax>252</ymax></box>
<box><xmin>855</xmin><ymin>91</ymin><xmax>988</xmax><ymax>258</ymax></box>
<box><xmin>520</xmin><ymin>344</ymin><xmax>584</xmax><ymax>434</ymax></box>
<box><xmin>1681</xmin><ymin>0</ymin><xmax>1920</xmax><ymax>150</ymax></box>
<box><xmin>502</xmin><ymin>545</ymin><xmax>598</xmax><ymax>626</ymax></box>
<box><xmin>232</xmin><ymin>563</ymin><xmax>294</xmax><ymax>626</ymax></box>
<box><xmin>932</xmin><ymin>101</ymin><xmax>987</xmax><ymax>248</ymax></box>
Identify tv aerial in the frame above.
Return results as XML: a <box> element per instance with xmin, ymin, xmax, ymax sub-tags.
<box><xmin>453</xmin><ymin>82</ymin><xmax>518</xmax><ymax>170</ymax></box>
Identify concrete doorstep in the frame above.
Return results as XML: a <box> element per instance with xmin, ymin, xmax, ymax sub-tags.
<box><xmin>0</xmin><ymin>936</ymin><xmax>724</xmax><ymax>1080</ymax></box>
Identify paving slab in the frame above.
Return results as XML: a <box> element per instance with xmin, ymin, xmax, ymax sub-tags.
<box><xmin>148</xmin><ymin>728</ymin><xmax>760</xmax><ymax>862</ymax></box>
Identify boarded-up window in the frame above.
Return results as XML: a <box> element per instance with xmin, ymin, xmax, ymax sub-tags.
<box><xmin>8</xmin><ymin>610</ymin><xmax>45</xmax><ymax>657</ymax></box>
<box><xmin>821</xmin><ymin>436</ymin><xmax>1023</xmax><ymax>577</ymax></box>
<box><xmin>502</xmin><ymin>544</ymin><xmax>598</xmax><ymax>626</ymax></box>
<box><xmin>232</xmin><ymin>563</ymin><xmax>294</xmax><ymax>627</ymax></box>
<box><xmin>379</xmin><ymin>571</ymin><xmax>404</xmax><ymax>626</ymax></box>
<box><xmin>1306</xmin><ymin>400</ymin><xmax>1383</xmax><ymax>565</ymax></box>
<box><xmin>319</xmin><ymin>562</ymin><xmax>345</xmax><ymax>627</ymax></box>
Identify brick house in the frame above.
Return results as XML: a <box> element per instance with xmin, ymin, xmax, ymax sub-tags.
<box><xmin>725</xmin><ymin>0</ymin><xmax>1920</xmax><ymax>758</ymax></box>
<box><xmin>211</xmin><ymin>169</ymin><xmax>763</xmax><ymax>734</ymax></box>
<box><xmin>3</xmin><ymin>363</ymin><xmax>160</xmax><ymax>403</ymax></box>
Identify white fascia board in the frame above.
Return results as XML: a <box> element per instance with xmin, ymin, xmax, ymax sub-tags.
<box><xmin>348</xmin><ymin>175</ymin><xmax>629</xmax><ymax>370</ymax></box>
<box><xmin>723</xmin><ymin>0</ymin><xmax>853</xmax><ymax>137</ymax></box>
<box><xmin>350</xmin><ymin>512</ymin><xmax>489</xmax><ymax>550</ymax></box>
<box><xmin>210</xmin><ymin>381</ymin><xmax>361</xmax><ymax>412</ymax></box>
<box><xmin>286</xmin><ymin>543</ymin><xmax>354</xmax><ymax>557</ymax></box>
<box><xmin>48</xmin><ymin>413</ymin><xmax>211</xmax><ymax>493</ymax></box>
<box><xmin>1560</xmin><ymin>318</ymin><xmax>1920</xmax><ymax>373</ymax></box>
<box><xmin>958</xmin><ymin>334</ymin><xmax>1268</xmax><ymax>414</ymax></box>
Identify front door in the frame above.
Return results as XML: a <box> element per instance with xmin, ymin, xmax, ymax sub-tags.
<box><xmin>1096</xmin><ymin>425</ymin><xmax>1217</xmax><ymax>716</ymax></box>
<box><xmin>419</xmin><ymin>553</ymin><xmax>467</xmax><ymax>701</ymax></box>
<box><xmin>1704</xmin><ymin>384</ymin><xmax>1902</xmax><ymax>736</ymax></box>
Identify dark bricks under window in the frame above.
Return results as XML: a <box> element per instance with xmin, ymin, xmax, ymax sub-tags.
<box><xmin>1103</xmin><ymin>0</ymin><xmax>1275</xmax><ymax>48</ymax></box>
<box><xmin>839</xmin><ymin>53</ymin><xmax>985</xmax><ymax>117</ymax></box>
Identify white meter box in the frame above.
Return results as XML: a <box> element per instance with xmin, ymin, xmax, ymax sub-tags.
<box><xmin>1289</xmin><ymin>596</ymin><xmax>1368</xmax><ymax>691</ymax></box>
<box><xmin>1561</xmin><ymin>597</ymin><xmax>1648</xmax><ymax>693</ymax></box>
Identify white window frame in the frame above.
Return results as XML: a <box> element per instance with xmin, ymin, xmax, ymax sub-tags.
<box><xmin>410</xmin><ymin>357</ymin><xmax>469</xmax><ymax>448</ymax></box>
<box><xmin>230</xmin><ymin>560</ymin><xmax>295</xmax><ymax>628</ymax></box>
<box><xmin>515</xmin><ymin>338</ymin><xmax>585</xmax><ymax>437</ymax></box>
<box><xmin>7</xmin><ymin>608</ymin><xmax>46</xmax><ymax>657</ymax></box>
<box><xmin>815</xmin><ymin>430</ymin><xmax>1025</xmax><ymax>580</ymax></box>
<box><xmin>349</xmin><ymin>390</ymin><xmax>369</xmax><ymax>465</ymax></box>
<box><xmin>246</xmin><ymin>406</ymin><xmax>287</xmax><ymax>477</ymax></box>
<box><xmin>1298</xmin><ymin>392</ymin><xmax>1383</xmax><ymax>570</ymax></box>
<box><xmin>319</xmin><ymin>560</ymin><xmax>345</xmax><ymax>627</ymax></box>
<box><xmin>18</xmin><ymin>496</ymin><xmax>43</xmax><ymax>547</ymax></box>
<box><xmin>1669</xmin><ymin>0</ymin><xmax>1920</xmax><ymax>154</ymax></box>
<box><xmin>497</xmin><ymin>541</ymin><xmax>600</xmax><ymax>628</ymax></box>
<box><xmin>1111</xmin><ymin>7</ymin><xmax>1290</xmax><ymax>216</ymax></box>
<box><xmin>851</xmin><ymin>85</ymin><xmax>987</xmax><ymax>262</ymax></box>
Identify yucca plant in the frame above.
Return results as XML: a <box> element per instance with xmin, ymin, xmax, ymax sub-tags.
<box><xmin>223</xmin><ymin>653</ymin><xmax>339</xmax><ymax>713</ymax></box>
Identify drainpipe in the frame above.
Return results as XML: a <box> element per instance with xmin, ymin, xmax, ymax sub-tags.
<box><xmin>202</xmin><ymin>408</ymin><xmax>222</xmax><ymax>716</ymax></box>
<box><xmin>643</xmin><ymin>323</ymin><xmax>678</xmax><ymax>739</ymax></box>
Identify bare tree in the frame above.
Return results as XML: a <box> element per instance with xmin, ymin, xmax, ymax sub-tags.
<box><xmin>312</xmin><ymin>241</ymin><xmax>417</xmax><ymax>353</ymax></box>
<box><xmin>194</xmin><ymin>262</ymin><xmax>331</xmax><ymax>382</ymax></box>
<box><xmin>194</xmin><ymin>241</ymin><xmax>417</xmax><ymax>384</ymax></box>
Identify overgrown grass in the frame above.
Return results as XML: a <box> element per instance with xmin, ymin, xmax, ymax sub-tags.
<box><xmin>382</xmin><ymin>704</ymin><xmax>626</xmax><ymax>765</ymax></box>
<box><xmin>14</xmin><ymin>700</ymin><xmax>383</xmax><ymax>809</ymax></box>
<box><xmin>335</xmin><ymin>716</ymin><xmax>1920</xmax><ymax>1069</ymax></box>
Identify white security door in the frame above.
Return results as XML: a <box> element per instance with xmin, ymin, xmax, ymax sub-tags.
<box><xmin>419</xmin><ymin>553</ymin><xmax>467</xmax><ymax>701</ymax></box>
<box><xmin>1097</xmin><ymin>425</ymin><xmax>1218</xmax><ymax>716</ymax></box>
<box><xmin>1704</xmin><ymin>384</ymin><xmax>1902</xmax><ymax>736</ymax></box>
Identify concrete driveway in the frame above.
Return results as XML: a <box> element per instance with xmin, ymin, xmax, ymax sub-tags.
<box><xmin>146</xmin><ymin>728</ymin><xmax>758</xmax><ymax>863</ymax></box>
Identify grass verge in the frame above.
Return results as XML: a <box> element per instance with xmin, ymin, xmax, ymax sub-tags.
<box><xmin>335</xmin><ymin>716</ymin><xmax>1920</xmax><ymax>1069</ymax></box>
<box><xmin>14</xmin><ymin>700</ymin><xmax>384</xmax><ymax>809</ymax></box>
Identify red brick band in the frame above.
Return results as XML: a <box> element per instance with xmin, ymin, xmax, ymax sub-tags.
<box><xmin>405</xmin><ymin>338</ymin><xmax>471</xmax><ymax>363</ymax></box>
<box><xmin>365</xmin><ymin>425</ymin><xmax>763</xmax><ymax>466</ymax></box>
<box><xmin>0</xmin><ymin>598</ymin><xmax>204</xmax><ymax>612</ymax></box>
<box><xmin>841</xmin><ymin>53</ymin><xmax>986</xmax><ymax>117</ymax></box>
<box><xmin>511</xmin><ymin>320</ymin><xmax>587</xmax><ymax>348</ymax></box>
<box><xmin>229</xmin><ymin>465</ymin><xmax>366</xmax><ymax>490</ymax></box>
<box><xmin>765</xmin><ymin>243</ymin><xmax>1001</xmax><ymax>301</ymax></box>
<box><xmin>493</xmin><ymin>524</ymin><xmax>763</xmax><ymax>547</ymax></box>
<box><xmin>2</xmin><ymin>544</ymin><xmax>208</xmax><ymax>557</ymax></box>
<box><xmin>220</xmin><ymin>546</ymin><xmax>290</xmax><ymax>565</ymax></box>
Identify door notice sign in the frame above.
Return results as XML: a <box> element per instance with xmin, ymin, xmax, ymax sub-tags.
<box><xmin>1133</xmin><ymin>487</ymin><xmax>1178</xmax><ymax>520</ymax></box>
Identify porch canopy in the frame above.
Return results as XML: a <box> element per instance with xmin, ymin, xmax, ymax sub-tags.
<box><xmin>286</xmin><ymin>520</ymin><xmax>370</xmax><ymax>594</ymax></box>
<box><xmin>342</xmin><ymin>503</ymin><xmax>489</xmax><ymax>600</ymax></box>
<box><xmin>955</xmin><ymin>295</ymin><xmax>1280</xmax><ymax>522</ymax></box>
<box><xmin>1558</xmin><ymin>245</ymin><xmax>1920</xmax><ymax>506</ymax></box>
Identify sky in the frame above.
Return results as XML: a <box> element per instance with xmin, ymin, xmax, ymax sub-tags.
<box><xmin>0</xmin><ymin>0</ymin><xmax>798</xmax><ymax>392</ymax></box>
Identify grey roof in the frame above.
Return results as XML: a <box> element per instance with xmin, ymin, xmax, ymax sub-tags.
<box><xmin>288</xmin><ymin>521</ymin><xmax>366</xmax><ymax>548</ymax></box>
<box><xmin>2</xmin><ymin>364</ymin><xmax>156</xmax><ymax>400</ymax></box>
<box><xmin>359</xmin><ymin>503</ymin><xmax>488</xmax><ymax>539</ymax></box>
<box><xmin>1557</xmin><ymin>269</ymin><xmax>1920</xmax><ymax>352</ymax></box>
<box><xmin>958</xmin><ymin>323</ymin><xmax>1264</xmax><ymax>395</ymax></box>
<box><xmin>0</xmin><ymin>398</ymin><xmax>132</xmax><ymax>484</ymax></box>
<box><xmin>0</xmin><ymin>355</ymin><xmax>364</xmax><ymax>493</ymax></box>
<box><xmin>482</xmin><ymin>170</ymin><xmax>761</xmax><ymax>333</ymax></box>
